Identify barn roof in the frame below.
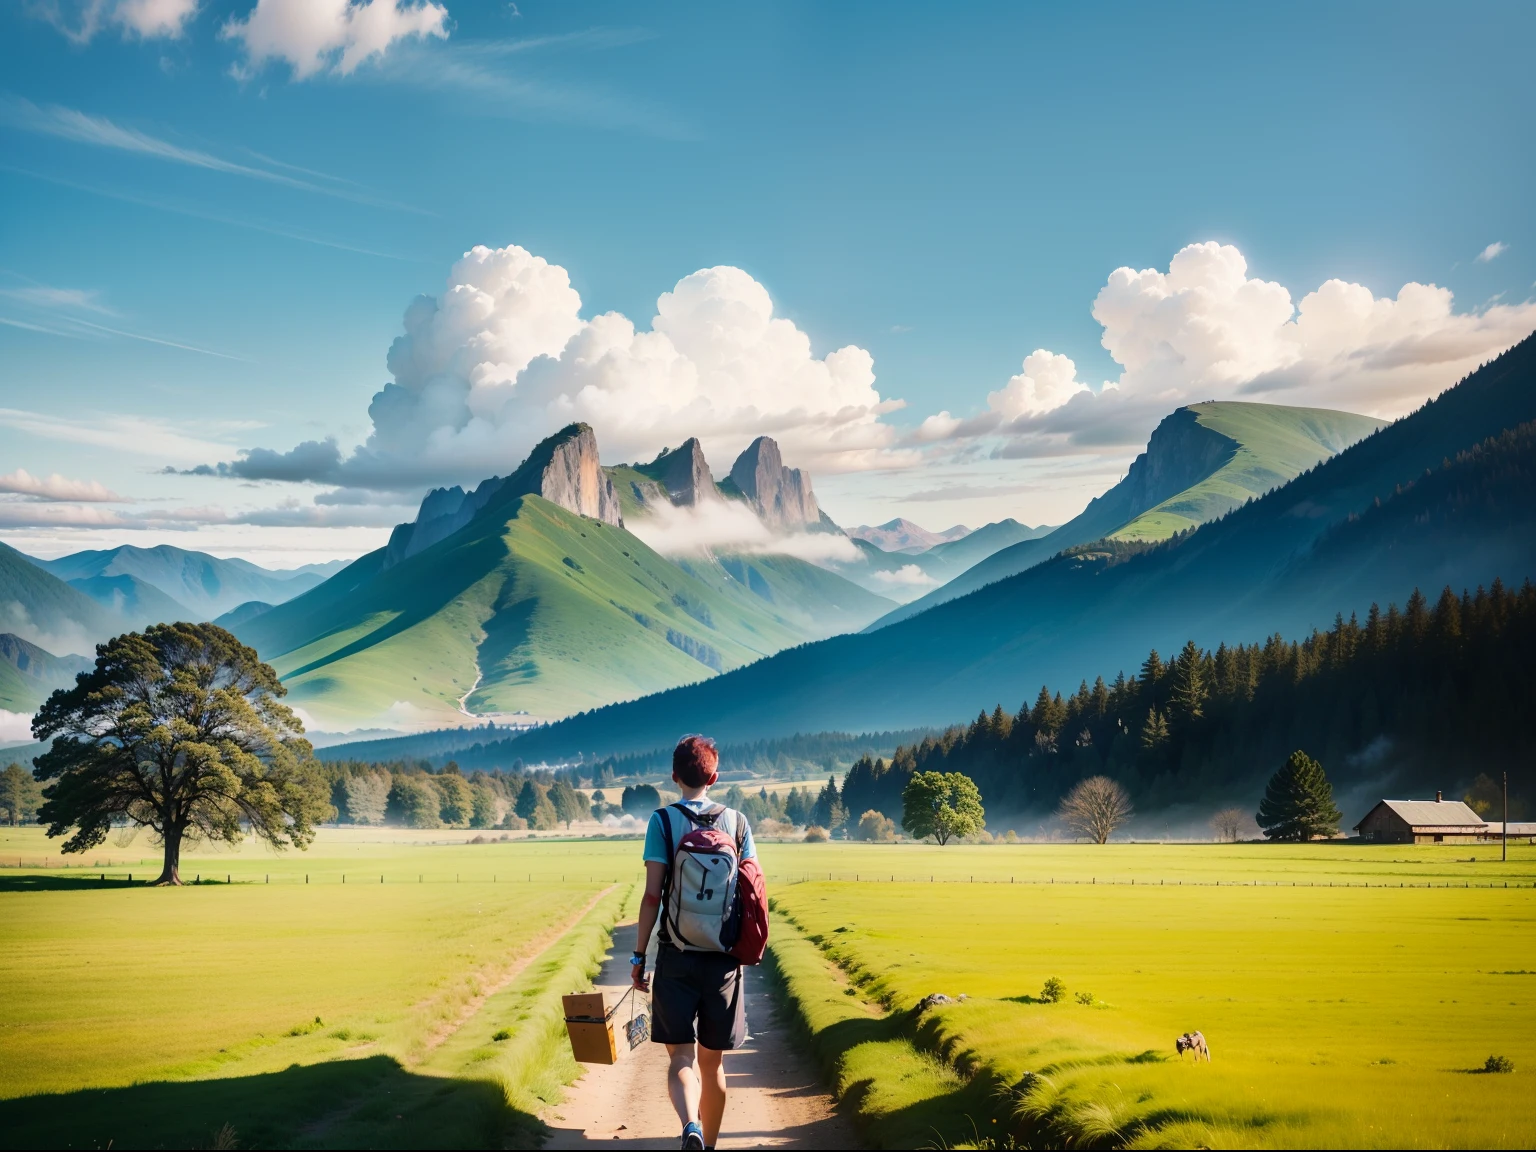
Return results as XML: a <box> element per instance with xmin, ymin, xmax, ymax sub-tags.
<box><xmin>1356</xmin><ymin>799</ymin><xmax>1487</xmax><ymax>830</ymax></box>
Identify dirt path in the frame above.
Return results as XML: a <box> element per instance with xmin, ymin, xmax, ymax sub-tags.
<box><xmin>542</xmin><ymin>921</ymin><xmax>858</xmax><ymax>1149</ymax></box>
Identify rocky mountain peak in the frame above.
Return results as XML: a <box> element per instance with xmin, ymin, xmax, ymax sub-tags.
<box><xmin>728</xmin><ymin>436</ymin><xmax>821</xmax><ymax>529</ymax></box>
<box><xmin>384</xmin><ymin>423</ymin><xmax>622</xmax><ymax>568</ymax></box>
<box><xmin>648</xmin><ymin>438</ymin><xmax>718</xmax><ymax>506</ymax></box>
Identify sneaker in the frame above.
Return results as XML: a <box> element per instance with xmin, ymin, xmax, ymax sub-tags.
<box><xmin>680</xmin><ymin>1121</ymin><xmax>705</xmax><ymax>1150</ymax></box>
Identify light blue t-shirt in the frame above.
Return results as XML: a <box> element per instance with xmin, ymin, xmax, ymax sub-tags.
<box><xmin>642</xmin><ymin>798</ymin><xmax>757</xmax><ymax>864</ymax></box>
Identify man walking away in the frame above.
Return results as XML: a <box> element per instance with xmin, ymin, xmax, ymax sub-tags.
<box><xmin>631</xmin><ymin>735</ymin><xmax>766</xmax><ymax>1151</ymax></box>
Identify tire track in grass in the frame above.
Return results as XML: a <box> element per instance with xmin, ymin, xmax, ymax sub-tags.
<box><xmin>416</xmin><ymin>884</ymin><xmax>618</xmax><ymax>1060</ymax></box>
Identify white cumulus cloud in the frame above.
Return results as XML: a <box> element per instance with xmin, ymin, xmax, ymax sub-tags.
<box><xmin>226</xmin><ymin>243</ymin><xmax>908</xmax><ymax>491</ymax></box>
<box><xmin>222</xmin><ymin>0</ymin><xmax>450</xmax><ymax>80</ymax></box>
<box><xmin>922</xmin><ymin>240</ymin><xmax>1536</xmax><ymax>463</ymax></box>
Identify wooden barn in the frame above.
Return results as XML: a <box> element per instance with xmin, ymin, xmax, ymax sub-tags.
<box><xmin>1354</xmin><ymin>793</ymin><xmax>1488</xmax><ymax>844</ymax></box>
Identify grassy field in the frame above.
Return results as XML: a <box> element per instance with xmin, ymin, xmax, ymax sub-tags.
<box><xmin>4</xmin><ymin>830</ymin><xmax>1533</xmax><ymax>1147</ymax></box>
<box><xmin>767</xmin><ymin>842</ymin><xmax>1536</xmax><ymax>1149</ymax></box>
<box><xmin>0</xmin><ymin>827</ymin><xmax>634</xmax><ymax>1148</ymax></box>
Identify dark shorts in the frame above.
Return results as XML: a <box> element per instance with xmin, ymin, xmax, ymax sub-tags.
<box><xmin>650</xmin><ymin>947</ymin><xmax>747</xmax><ymax>1050</ymax></box>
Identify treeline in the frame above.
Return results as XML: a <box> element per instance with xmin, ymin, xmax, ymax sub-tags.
<box><xmin>836</xmin><ymin>579</ymin><xmax>1536</xmax><ymax>822</ymax></box>
<box><xmin>317</xmin><ymin>760</ymin><xmax>593</xmax><ymax>831</ymax></box>
<box><xmin>408</xmin><ymin>727</ymin><xmax>935</xmax><ymax>778</ymax></box>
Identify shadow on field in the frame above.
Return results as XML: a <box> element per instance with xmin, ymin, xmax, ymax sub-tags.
<box><xmin>0</xmin><ymin>1055</ymin><xmax>542</xmax><ymax>1150</ymax></box>
<box><xmin>0</xmin><ymin>875</ymin><xmax>147</xmax><ymax>892</ymax></box>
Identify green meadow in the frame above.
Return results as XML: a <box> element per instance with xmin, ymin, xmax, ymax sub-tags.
<box><xmin>768</xmin><ymin>842</ymin><xmax>1536</xmax><ymax>1149</ymax></box>
<box><xmin>0</xmin><ymin>827</ymin><xmax>636</xmax><ymax>1148</ymax></box>
<box><xmin>3</xmin><ymin>829</ymin><xmax>1533</xmax><ymax>1148</ymax></box>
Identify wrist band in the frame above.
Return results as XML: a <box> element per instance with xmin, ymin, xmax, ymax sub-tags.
<box><xmin>629</xmin><ymin>953</ymin><xmax>645</xmax><ymax>965</ymax></box>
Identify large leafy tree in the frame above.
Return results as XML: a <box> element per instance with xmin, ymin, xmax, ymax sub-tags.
<box><xmin>1256</xmin><ymin>750</ymin><xmax>1343</xmax><ymax>841</ymax></box>
<box><xmin>31</xmin><ymin>623</ymin><xmax>331</xmax><ymax>885</ymax></box>
<box><xmin>901</xmin><ymin>770</ymin><xmax>985</xmax><ymax>845</ymax></box>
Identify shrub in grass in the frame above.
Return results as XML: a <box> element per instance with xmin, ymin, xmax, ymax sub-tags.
<box><xmin>1040</xmin><ymin>976</ymin><xmax>1066</xmax><ymax>1003</ymax></box>
<box><xmin>803</xmin><ymin>825</ymin><xmax>830</xmax><ymax>842</ymax></box>
<box><xmin>1483</xmin><ymin>1054</ymin><xmax>1514</xmax><ymax>1073</ymax></box>
<box><xmin>1074</xmin><ymin>991</ymin><xmax>1094</xmax><ymax>1006</ymax></box>
<box><xmin>492</xmin><ymin>1029</ymin><xmax>512</xmax><ymax>1042</ymax></box>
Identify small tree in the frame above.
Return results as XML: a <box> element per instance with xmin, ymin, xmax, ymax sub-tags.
<box><xmin>901</xmin><ymin>771</ymin><xmax>984</xmax><ymax>845</ymax></box>
<box><xmin>1210</xmin><ymin>806</ymin><xmax>1248</xmax><ymax>842</ymax></box>
<box><xmin>31</xmin><ymin>623</ymin><xmax>330</xmax><ymax>886</ymax></box>
<box><xmin>854</xmin><ymin>809</ymin><xmax>897</xmax><ymax>842</ymax></box>
<box><xmin>436</xmin><ymin>772</ymin><xmax>475</xmax><ymax>827</ymax></box>
<box><xmin>1057</xmin><ymin>776</ymin><xmax>1133</xmax><ymax>844</ymax></box>
<box><xmin>620</xmin><ymin>783</ymin><xmax>661</xmax><ymax>817</ymax></box>
<box><xmin>548</xmin><ymin>778</ymin><xmax>589</xmax><ymax>828</ymax></box>
<box><xmin>469</xmin><ymin>782</ymin><xmax>500</xmax><ymax>828</ymax></box>
<box><xmin>1</xmin><ymin>761</ymin><xmax>43</xmax><ymax>826</ymax></box>
<box><xmin>1256</xmin><ymin>750</ymin><xmax>1342</xmax><ymax>841</ymax></box>
<box><xmin>388</xmin><ymin>775</ymin><xmax>441</xmax><ymax>828</ymax></box>
<box><xmin>344</xmin><ymin>771</ymin><xmax>390</xmax><ymax>825</ymax></box>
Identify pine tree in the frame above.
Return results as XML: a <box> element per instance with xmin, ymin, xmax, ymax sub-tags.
<box><xmin>1140</xmin><ymin>708</ymin><xmax>1169</xmax><ymax>750</ymax></box>
<box><xmin>515</xmin><ymin>780</ymin><xmax>541</xmax><ymax>821</ymax></box>
<box><xmin>1030</xmin><ymin>686</ymin><xmax>1056</xmax><ymax>733</ymax></box>
<box><xmin>1140</xmin><ymin>649</ymin><xmax>1165</xmax><ymax>708</ymax></box>
<box><xmin>1170</xmin><ymin>639</ymin><xmax>1208</xmax><ymax>720</ymax></box>
<box><xmin>1256</xmin><ymin>750</ymin><xmax>1343</xmax><ymax>841</ymax></box>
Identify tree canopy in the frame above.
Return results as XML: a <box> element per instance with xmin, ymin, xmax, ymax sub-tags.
<box><xmin>1256</xmin><ymin>750</ymin><xmax>1343</xmax><ymax>841</ymax></box>
<box><xmin>31</xmin><ymin>622</ymin><xmax>331</xmax><ymax>885</ymax></box>
<box><xmin>1057</xmin><ymin>775</ymin><xmax>1133</xmax><ymax>843</ymax></box>
<box><xmin>901</xmin><ymin>770</ymin><xmax>984</xmax><ymax>845</ymax></box>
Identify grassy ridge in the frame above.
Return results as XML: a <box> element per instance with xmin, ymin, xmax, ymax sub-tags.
<box><xmin>237</xmin><ymin>494</ymin><xmax>887</xmax><ymax>729</ymax></box>
<box><xmin>1110</xmin><ymin>402</ymin><xmax>1385</xmax><ymax>540</ymax></box>
<box><xmin>770</xmin><ymin>845</ymin><xmax>1536</xmax><ymax>1149</ymax></box>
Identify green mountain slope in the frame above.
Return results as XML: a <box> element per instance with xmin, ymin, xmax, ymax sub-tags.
<box><xmin>36</xmin><ymin>545</ymin><xmax>325</xmax><ymax>620</ymax></box>
<box><xmin>1109</xmin><ymin>402</ymin><xmax>1386</xmax><ymax>539</ymax></box>
<box><xmin>500</xmin><ymin>335</ymin><xmax>1536</xmax><ymax>759</ymax></box>
<box><xmin>0</xmin><ymin>541</ymin><xmax>124</xmax><ymax>656</ymax></box>
<box><xmin>876</xmin><ymin>401</ymin><xmax>1383</xmax><ymax>626</ymax></box>
<box><xmin>0</xmin><ymin>634</ymin><xmax>91</xmax><ymax>712</ymax></box>
<box><xmin>235</xmin><ymin>493</ymin><xmax>889</xmax><ymax>729</ymax></box>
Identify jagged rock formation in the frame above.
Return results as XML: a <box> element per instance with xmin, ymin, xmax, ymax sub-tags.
<box><xmin>619</xmin><ymin>439</ymin><xmax>720</xmax><ymax>512</ymax></box>
<box><xmin>726</xmin><ymin>437</ymin><xmax>822</xmax><ymax>529</ymax></box>
<box><xmin>385</xmin><ymin>423</ymin><xmax>622</xmax><ymax>567</ymax></box>
<box><xmin>650</xmin><ymin>439</ymin><xmax>718</xmax><ymax>505</ymax></box>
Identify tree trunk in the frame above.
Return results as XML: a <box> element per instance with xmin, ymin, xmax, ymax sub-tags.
<box><xmin>154</xmin><ymin>826</ymin><xmax>183</xmax><ymax>886</ymax></box>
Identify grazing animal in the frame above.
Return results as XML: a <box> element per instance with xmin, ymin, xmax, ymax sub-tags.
<box><xmin>1176</xmin><ymin>1031</ymin><xmax>1211</xmax><ymax>1061</ymax></box>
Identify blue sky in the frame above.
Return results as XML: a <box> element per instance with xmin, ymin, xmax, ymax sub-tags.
<box><xmin>1</xmin><ymin>0</ymin><xmax>1533</xmax><ymax>565</ymax></box>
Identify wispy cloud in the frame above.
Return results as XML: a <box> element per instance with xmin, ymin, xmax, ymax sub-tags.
<box><xmin>375</xmin><ymin>31</ymin><xmax>693</xmax><ymax>139</ymax></box>
<box><xmin>1476</xmin><ymin>241</ymin><xmax>1508</xmax><ymax>263</ymax></box>
<box><xmin>0</xmin><ymin>467</ymin><xmax>125</xmax><ymax>502</ymax></box>
<box><xmin>0</xmin><ymin>407</ymin><xmax>240</xmax><ymax>464</ymax></box>
<box><xmin>0</xmin><ymin>285</ymin><xmax>116</xmax><ymax>315</ymax></box>
<box><xmin>0</xmin><ymin>95</ymin><xmax>430</xmax><ymax>214</ymax></box>
<box><xmin>2</xmin><ymin>163</ymin><xmax>427</xmax><ymax>262</ymax></box>
<box><xmin>27</xmin><ymin>0</ymin><xmax>199</xmax><ymax>45</ymax></box>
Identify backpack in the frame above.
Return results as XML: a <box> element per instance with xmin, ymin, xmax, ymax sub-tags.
<box><xmin>656</xmin><ymin>802</ymin><xmax>769</xmax><ymax>965</ymax></box>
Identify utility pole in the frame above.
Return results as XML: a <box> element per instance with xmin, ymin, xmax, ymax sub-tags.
<box><xmin>1503</xmin><ymin>770</ymin><xmax>1509</xmax><ymax>864</ymax></box>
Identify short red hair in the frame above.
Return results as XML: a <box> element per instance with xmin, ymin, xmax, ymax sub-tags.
<box><xmin>672</xmin><ymin>734</ymin><xmax>719</xmax><ymax>788</ymax></box>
